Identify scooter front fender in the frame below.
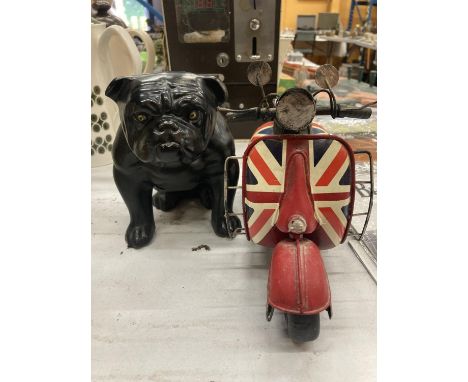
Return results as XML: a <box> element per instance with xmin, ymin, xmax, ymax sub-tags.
<box><xmin>268</xmin><ymin>239</ymin><xmax>331</xmax><ymax>315</ymax></box>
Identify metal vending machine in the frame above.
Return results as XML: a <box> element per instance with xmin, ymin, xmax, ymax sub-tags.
<box><xmin>162</xmin><ymin>0</ymin><xmax>281</xmax><ymax>138</ymax></box>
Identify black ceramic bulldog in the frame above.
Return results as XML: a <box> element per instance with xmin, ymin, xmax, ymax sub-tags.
<box><xmin>106</xmin><ymin>72</ymin><xmax>240</xmax><ymax>248</ymax></box>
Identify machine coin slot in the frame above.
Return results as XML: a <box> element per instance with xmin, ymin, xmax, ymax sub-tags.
<box><xmin>252</xmin><ymin>37</ymin><xmax>257</xmax><ymax>56</ymax></box>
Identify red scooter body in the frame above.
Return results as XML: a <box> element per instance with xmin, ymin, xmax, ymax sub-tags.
<box><xmin>221</xmin><ymin>67</ymin><xmax>373</xmax><ymax>341</ymax></box>
<box><xmin>268</xmin><ymin>238</ymin><xmax>331</xmax><ymax>315</ymax></box>
<box><xmin>242</xmin><ymin>122</ymin><xmax>355</xmax><ymax>319</ymax></box>
<box><xmin>267</xmin><ymin>137</ymin><xmax>329</xmax><ymax>314</ymax></box>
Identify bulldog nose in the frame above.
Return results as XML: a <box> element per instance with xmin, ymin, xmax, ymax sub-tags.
<box><xmin>155</xmin><ymin>120</ymin><xmax>181</xmax><ymax>136</ymax></box>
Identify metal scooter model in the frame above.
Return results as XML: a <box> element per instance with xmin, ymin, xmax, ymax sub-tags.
<box><xmin>220</xmin><ymin>62</ymin><xmax>375</xmax><ymax>342</ymax></box>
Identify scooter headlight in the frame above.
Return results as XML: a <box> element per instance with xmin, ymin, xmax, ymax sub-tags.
<box><xmin>275</xmin><ymin>88</ymin><xmax>316</xmax><ymax>132</ymax></box>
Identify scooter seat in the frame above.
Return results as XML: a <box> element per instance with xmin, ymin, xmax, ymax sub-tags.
<box><xmin>242</xmin><ymin>122</ymin><xmax>355</xmax><ymax>249</ymax></box>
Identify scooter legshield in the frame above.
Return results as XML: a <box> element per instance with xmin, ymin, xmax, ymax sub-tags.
<box><xmin>268</xmin><ymin>239</ymin><xmax>331</xmax><ymax>314</ymax></box>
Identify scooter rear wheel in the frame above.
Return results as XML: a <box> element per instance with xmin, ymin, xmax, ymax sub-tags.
<box><xmin>285</xmin><ymin>313</ymin><xmax>320</xmax><ymax>342</ymax></box>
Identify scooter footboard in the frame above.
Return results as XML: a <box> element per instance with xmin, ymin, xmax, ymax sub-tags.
<box><xmin>268</xmin><ymin>239</ymin><xmax>331</xmax><ymax>315</ymax></box>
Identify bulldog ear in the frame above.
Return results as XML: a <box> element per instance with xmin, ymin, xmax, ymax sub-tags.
<box><xmin>105</xmin><ymin>76</ymin><xmax>136</xmax><ymax>102</ymax></box>
<box><xmin>201</xmin><ymin>76</ymin><xmax>228</xmax><ymax>106</ymax></box>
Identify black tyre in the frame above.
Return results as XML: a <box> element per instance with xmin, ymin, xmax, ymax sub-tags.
<box><xmin>286</xmin><ymin>313</ymin><xmax>320</xmax><ymax>343</ymax></box>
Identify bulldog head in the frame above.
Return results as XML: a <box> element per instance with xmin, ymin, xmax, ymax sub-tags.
<box><xmin>105</xmin><ymin>72</ymin><xmax>227</xmax><ymax>165</ymax></box>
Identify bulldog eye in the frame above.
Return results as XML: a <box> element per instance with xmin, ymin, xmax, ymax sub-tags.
<box><xmin>134</xmin><ymin>113</ymin><xmax>148</xmax><ymax>123</ymax></box>
<box><xmin>188</xmin><ymin>111</ymin><xmax>199</xmax><ymax>121</ymax></box>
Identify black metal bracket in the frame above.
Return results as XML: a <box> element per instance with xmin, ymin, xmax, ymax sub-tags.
<box><xmin>266</xmin><ymin>304</ymin><xmax>274</xmax><ymax>321</ymax></box>
<box><xmin>326</xmin><ymin>305</ymin><xmax>333</xmax><ymax>319</ymax></box>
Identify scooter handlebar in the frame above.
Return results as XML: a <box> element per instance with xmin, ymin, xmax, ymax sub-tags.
<box><xmin>316</xmin><ymin>105</ymin><xmax>373</xmax><ymax>119</ymax></box>
<box><xmin>221</xmin><ymin>104</ymin><xmax>372</xmax><ymax>122</ymax></box>
<box><xmin>224</xmin><ymin>107</ymin><xmax>276</xmax><ymax>122</ymax></box>
<box><xmin>225</xmin><ymin>107</ymin><xmax>259</xmax><ymax>122</ymax></box>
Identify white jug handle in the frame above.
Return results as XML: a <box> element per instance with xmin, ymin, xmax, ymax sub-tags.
<box><xmin>98</xmin><ymin>25</ymin><xmax>142</xmax><ymax>76</ymax></box>
<box><xmin>127</xmin><ymin>29</ymin><xmax>156</xmax><ymax>74</ymax></box>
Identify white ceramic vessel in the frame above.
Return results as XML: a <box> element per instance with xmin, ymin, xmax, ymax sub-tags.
<box><xmin>127</xmin><ymin>28</ymin><xmax>155</xmax><ymax>74</ymax></box>
<box><xmin>91</xmin><ymin>24</ymin><xmax>155</xmax><ymax>167</ymax></box>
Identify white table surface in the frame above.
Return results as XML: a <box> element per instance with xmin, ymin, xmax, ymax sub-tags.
<box><xmin>92</xmin><ymin>141</ymin><xmax>376</xmax><ymax>382</ymax></box>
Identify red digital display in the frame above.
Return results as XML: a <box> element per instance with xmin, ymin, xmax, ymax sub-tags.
<box><xmin>195</xmin><ymin>0</ymin><xmax>214</xmax><ymax>8</ymax></box>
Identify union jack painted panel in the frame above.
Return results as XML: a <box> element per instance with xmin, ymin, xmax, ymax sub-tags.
<box><xmin>243</xmin><ymin>123</ymin><xmax>355</xmax><ymax>249</ymax></box>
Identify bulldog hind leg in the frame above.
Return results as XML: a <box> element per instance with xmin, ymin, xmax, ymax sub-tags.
<box><xmin>152</xmin><ymin>191</ymin><xmax>184</xmax><ymax>212</ymax></box>
<box><xmin>198</xmin><ymin>184</ymin><xmax>213</xmax><ymax>210</ymax></box>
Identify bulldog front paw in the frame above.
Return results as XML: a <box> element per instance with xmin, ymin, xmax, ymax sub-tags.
<box><xmin>125</xmin><ymin>223</ymin><xmax>155</xmax><ymax>249</ymax></box>
<box><xmin>212</xmin><ymin>215</ymin><xmax>242</xmax><ymax>237</ymax></box>
<box><xmin>153</xmin><ymin>192</ymin><xmax>179</xmax><ymax>212</ymax></box>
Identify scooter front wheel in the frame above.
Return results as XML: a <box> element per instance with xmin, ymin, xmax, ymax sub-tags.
<box><xmin>285</xmin><ymin>313</ymin><xmax>320</xmax><ymax>342</ymax></box>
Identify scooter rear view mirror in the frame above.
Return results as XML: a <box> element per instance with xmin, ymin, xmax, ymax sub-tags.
<box><xmin>247</xmin><ymin>61</ymin><xmax>272</xmax><ymax>86</ymax></box>
<box><xmin>315</xmin><ymin>64</ymin><xmax>339</xmax><ymax>89</ymax></box>
<box><xmin>275</xmin><ymin>88</ymin><xmax>316</xmax><ymax>132</ymax></box>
